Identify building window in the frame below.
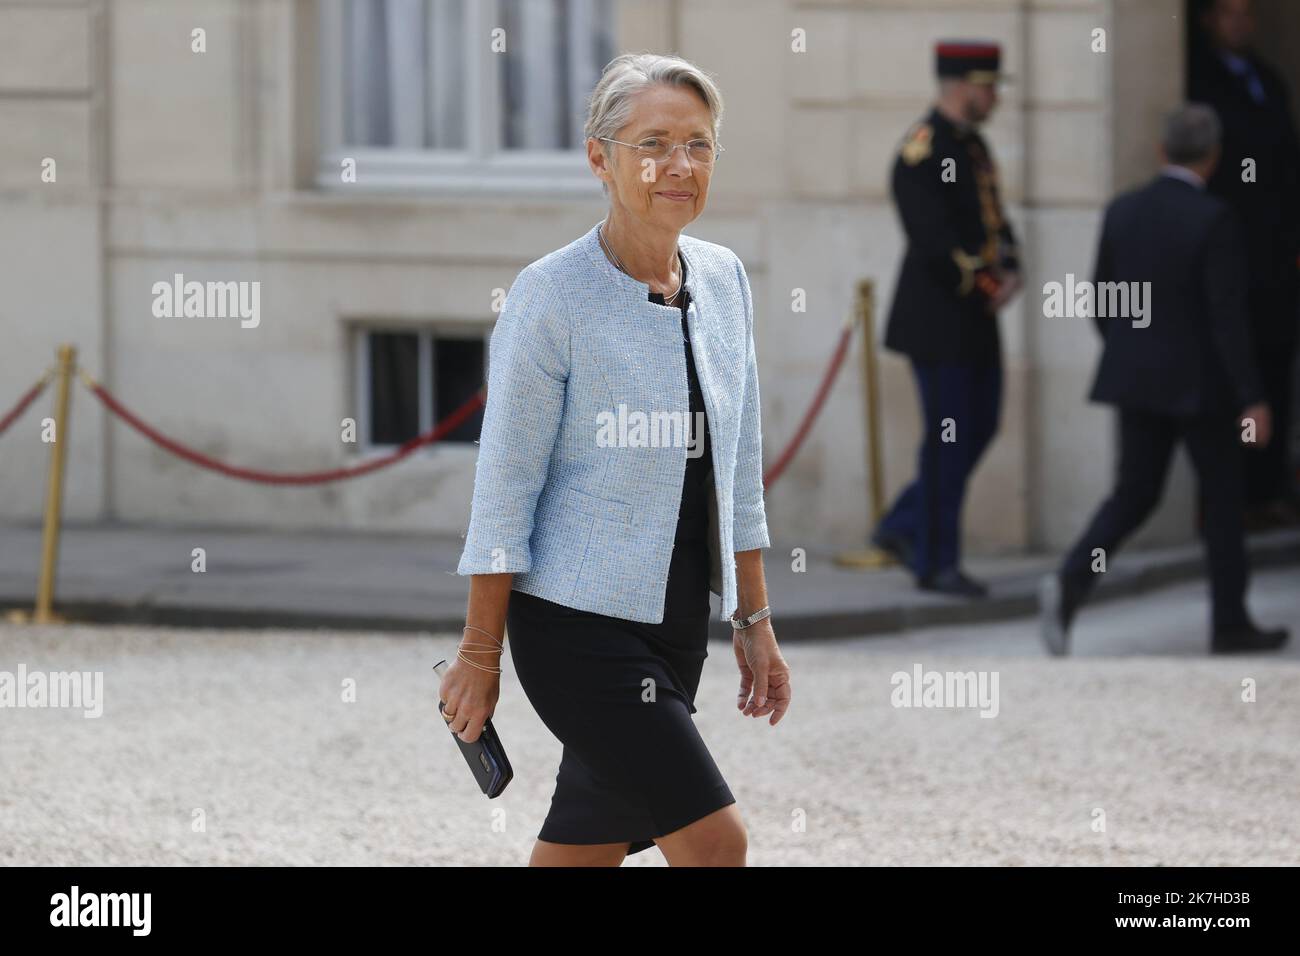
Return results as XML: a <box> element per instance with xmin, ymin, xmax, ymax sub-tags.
<box><xmin>367</xmin><ymin>331</ymin><xmax>421</xmax><ymax>445</ymax></box>
<box><xmin>320</xmin><ymin>0</ymin><xmax>616</xmax><ymax>193</ymax></box>
<box><xmin>361</xmin><ymin>328</ymin><xmax>486</xmax><ymax>449</ymax></box>
<box><xmin>431</xmin><ymin>336</ymin><xmax>488</xmax><ymax>443</ymax></box>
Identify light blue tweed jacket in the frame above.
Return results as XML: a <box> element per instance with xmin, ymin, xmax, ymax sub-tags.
<box><xmin>456</xmin><ymin>220</ymin><xmax>770</xmax><ymax>623</ymax></box>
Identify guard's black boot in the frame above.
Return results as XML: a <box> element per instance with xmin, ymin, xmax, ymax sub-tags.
<box><xmin>871</xmin><ymin>527</ymin><xmax>915</xmax><ymax>569</ymax></box>
<box><xmin>919</xmin><ymin>567</ymin><xmax>988</xmax><ymax>599</ymax></box>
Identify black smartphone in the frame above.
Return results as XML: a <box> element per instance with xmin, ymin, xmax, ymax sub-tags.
<box><xmin>433</xmin><ymin>660</ymin><xmax>513</xmax><ymax>798</ymax></box>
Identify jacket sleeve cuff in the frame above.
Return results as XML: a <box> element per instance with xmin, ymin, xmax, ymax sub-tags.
<box><xmin>732</xmin><ymin>513</ymin><xmax>771</xmax><ymax>552</ymax></box>
<box><xmin>1236</xmin><ymin>383</ymin><xmax>1265</xmax><ymax>413</ymax></box>
<box><xmin>457</xmin><ymin>530</ymin><xmax>533</xmax><ymax>575</ymax></box>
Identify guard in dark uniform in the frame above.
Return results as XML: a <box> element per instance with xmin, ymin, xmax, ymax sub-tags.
<box><xmin>872</xmin><ymin>41</ymin><xmax>1021</xmax><ymax>598</ymax></box>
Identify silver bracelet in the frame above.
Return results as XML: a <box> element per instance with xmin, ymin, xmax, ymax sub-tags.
<box><xmin>731</xmin><ymin>605</ymin><xmax>771</xmax><ymax>630</ymax></box>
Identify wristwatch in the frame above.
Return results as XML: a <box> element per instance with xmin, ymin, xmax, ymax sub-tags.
<box><xmin>731</xmin><ymin>605</ymin><xmax>772</xmax><ymax>630</ymax></box>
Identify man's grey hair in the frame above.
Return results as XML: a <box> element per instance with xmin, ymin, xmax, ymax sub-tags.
<box><xmin>1162</xmin><ymin>102</ymin><xmax>1222</xmax><ymax>165</ymax></box>
<box><xmin>584</xmin><ymin>53</ymin><xmax>724</xmax><ymax>192</ymax></box>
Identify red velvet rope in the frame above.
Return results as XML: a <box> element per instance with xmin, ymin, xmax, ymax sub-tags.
<box><xmin>0</xmin><ymin>371</ymin><xmax>52</xmax><ymax>437</ymax></box>
<box><xmin>762</xmin><ymin>322</ymin><xmax>855</xmax><ymax>489</ymax></box>
<box><xmin>82</xmin><ymin>377</ymin><xmax>486</xmax><ymax>485</ymax></box>
<box><xmin>75</xmin><ymin>320</ymin><xmax>852</xmax><ymax>490</ymax></box>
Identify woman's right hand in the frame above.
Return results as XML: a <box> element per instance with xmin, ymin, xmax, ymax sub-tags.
<box><xmin>443</xmin><ymin>574</ymin><xmax>513</xmax><ymax>742</ymax></box>
<box><xmin>439</xmin><ymin>654</ymin><xmax>502</xmax><ymax>743</ymax></box>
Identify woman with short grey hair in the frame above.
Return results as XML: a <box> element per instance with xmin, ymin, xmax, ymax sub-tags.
<box><xmin>441</xmin><ymin>52</ymin><xmax>793</xmax><ymax>866</ymax></box>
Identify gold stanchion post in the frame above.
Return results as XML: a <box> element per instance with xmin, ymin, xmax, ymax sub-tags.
<box><xmin>835</xmin><ymin>280</ymin><xmax>897</xmax><ymax>569</ymax></box>
<box><xmin>32</xmin><ymin>344</ymin><xmax>76</xmax><ymax>624</ymax></box>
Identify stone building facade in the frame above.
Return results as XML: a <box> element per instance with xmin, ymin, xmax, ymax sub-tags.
<box><xmin>4</xmin><ymin>0</ymin><xmax>1297</xmax><ymax>556</ymax></box>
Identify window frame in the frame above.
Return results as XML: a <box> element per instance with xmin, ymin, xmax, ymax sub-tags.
<box><xmin>318</xmin><ymin>0</ymin><xmax>605</xmax><ymax>196</ymax></box>
<box><xmin>353</xmin><ymin>324</ymin><xmax>490</xmax><ymax>455</ymax></box>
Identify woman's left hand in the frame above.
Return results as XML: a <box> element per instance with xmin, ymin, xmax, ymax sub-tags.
<box><xmin>733</xmin><ymin>620</ymin><xmax>791</xmax><ymax>725</ymax></box>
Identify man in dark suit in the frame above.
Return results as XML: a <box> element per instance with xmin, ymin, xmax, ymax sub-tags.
<box><xmin>872</xmin><ymin>40</ymin><xmax>1022</xmax><ymax>598</ymax></box>
<box><xmin>1040</xmin><ymin>104</ymin><xmax>1288</xmax><ymax>656</ymax></box>
<box><xmin>1189</xmin><ymin>0</ymin><xmax>1300</xmax><ymax>526</ymax></box>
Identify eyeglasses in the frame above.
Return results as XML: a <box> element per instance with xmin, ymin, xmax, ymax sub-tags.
<box><xmin>598</xmin><ymin>136</ymin><xmax>723</xmax><ymax>166</ymax></box>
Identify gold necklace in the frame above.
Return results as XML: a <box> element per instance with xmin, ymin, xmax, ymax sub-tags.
<box><xmin>599</xmin><ymin>223</ymin><xmax>683</xmax><ymax>304</ymax></box>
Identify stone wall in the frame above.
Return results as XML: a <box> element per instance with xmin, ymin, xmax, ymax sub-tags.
<box><xmin>0</xmin><ymin>0</ymin><xmax>1227</xmax><ymax>556</ymax></box>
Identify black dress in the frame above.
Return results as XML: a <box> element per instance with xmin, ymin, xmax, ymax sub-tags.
<box><xmin>505</xmin><ymin>255</ymin><xmax>733</xmax><ymax>856</ymax></box>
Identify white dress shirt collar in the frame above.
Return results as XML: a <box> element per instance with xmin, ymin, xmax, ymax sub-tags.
<box><xmin>1161</xmin><ymin>164</ymin><xmax>1206</xmax><ymax>190</ymax></box>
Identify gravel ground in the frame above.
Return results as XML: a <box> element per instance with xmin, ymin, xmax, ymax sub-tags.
<box><xmin>2</xmin><ymin>568</ymin><xmax>1297</xmax><ymax>866</ymax></box>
